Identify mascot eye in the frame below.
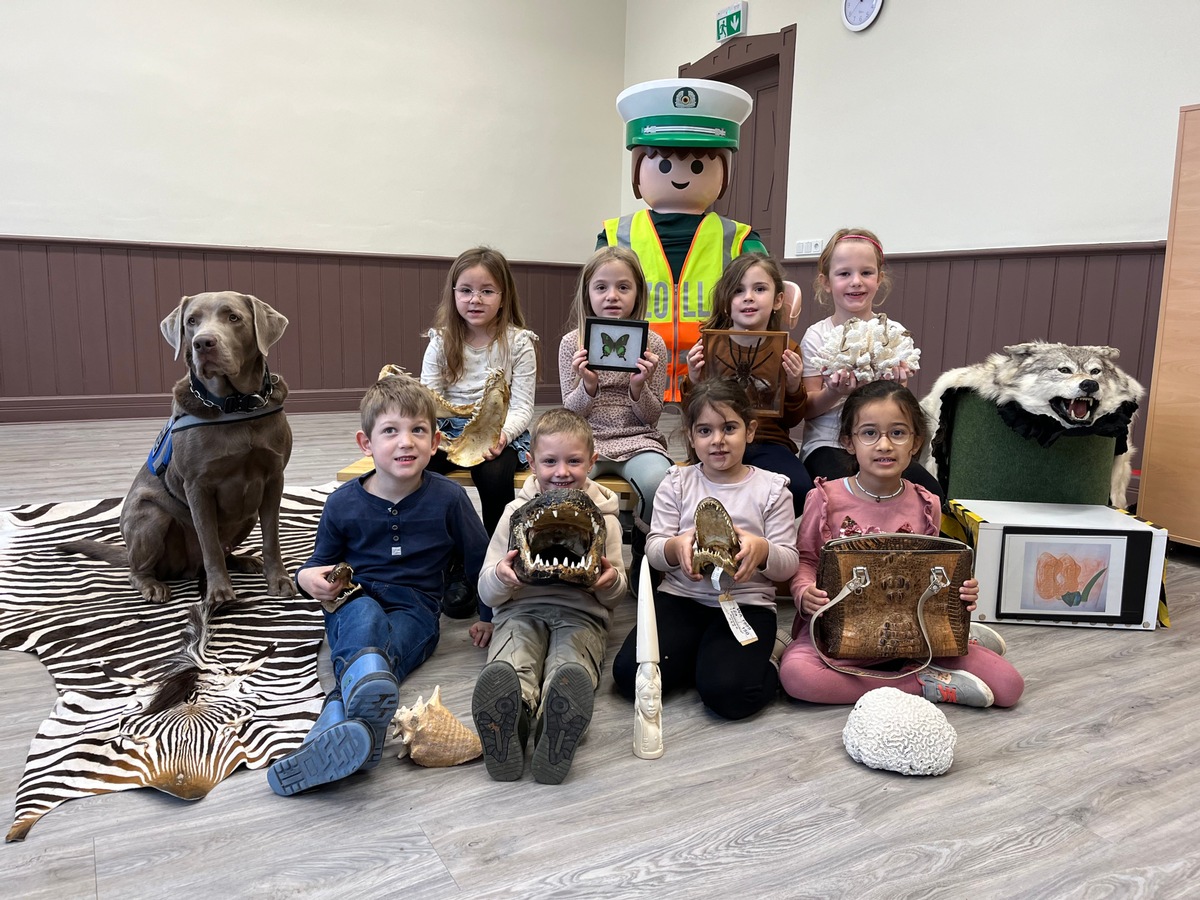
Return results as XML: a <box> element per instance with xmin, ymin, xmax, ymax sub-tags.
<box><xmin>658</xmin><ymin>159</ymin><xmax>672</xmax><ymax>175</ymax></box>
<box><xmin>1058</xmin><ymin>366</ymin><xmax>1071</xmax><ymax>374</ymax></box>
<box><xmin>691</xmin><ymin>159</ymin><xmax>704</xmax><ymax>175</ymax></box>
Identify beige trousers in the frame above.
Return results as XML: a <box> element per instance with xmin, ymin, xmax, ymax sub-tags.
<box><xmin>487</xmin><ymin>603</ymin><xmax>607</xmax><ymax>717</ymax></box>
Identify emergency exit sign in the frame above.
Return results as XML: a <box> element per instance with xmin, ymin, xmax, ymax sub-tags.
<box><xmin>717</xmin><ymin>2</ymin><xmax>747</xmax><ymax>43</ymax></box>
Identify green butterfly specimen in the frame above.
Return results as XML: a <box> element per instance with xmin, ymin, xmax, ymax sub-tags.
<box><xmin>601</xmin><ymin>332</ymin><xmax>630</xmax><ymax>360</ymax></box>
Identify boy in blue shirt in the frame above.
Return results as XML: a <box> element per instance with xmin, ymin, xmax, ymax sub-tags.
<box><xmin>269</xmin><ymin>373</ymin><xmax>489</xmax><ymax>795</ymax></box>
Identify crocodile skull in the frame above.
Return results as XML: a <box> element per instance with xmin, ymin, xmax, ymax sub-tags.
<box><xmin>509</xmin><ymin>489</ymin><xmax>605</xmax><ymax>587</ymax></box>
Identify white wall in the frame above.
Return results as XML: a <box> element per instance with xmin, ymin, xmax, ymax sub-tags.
<box><xmin>0</xmin><ymin>1</ymin><xmax>627</xmax><ymax>262</ymax></box>
<box><xmin>623</xmin><ymin>0</ymin><xmax>1200</xmax><ymax>254</ymax></box>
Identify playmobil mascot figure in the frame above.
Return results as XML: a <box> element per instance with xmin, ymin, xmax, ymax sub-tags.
<box><xmin>600</xmin><ymin>78</ymin><xmax>784</xmax><ymax>402</ymax></box>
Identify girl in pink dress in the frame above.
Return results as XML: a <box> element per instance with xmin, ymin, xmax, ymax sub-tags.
<box><xmin>780</xmin><ymin>381</ymin><xmax>1024</xmax><ymax>707</ymax></box>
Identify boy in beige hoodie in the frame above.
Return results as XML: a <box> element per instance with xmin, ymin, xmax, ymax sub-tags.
<box><xmin>473</xmin><ymin>408</ymin><xmax>628</xmax><ymax>784</ymax></box>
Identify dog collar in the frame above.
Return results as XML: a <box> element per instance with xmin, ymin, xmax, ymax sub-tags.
<box><xmin>188</xmin><ymin>367</ymin><xmax>277</xmax><ymax>413</ymax></box>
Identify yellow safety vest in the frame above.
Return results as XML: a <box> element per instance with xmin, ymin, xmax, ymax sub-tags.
<box><xmin>604</xmin><ymin>210</ymin><xmax>751</xmax><ymax>401</ymax></box>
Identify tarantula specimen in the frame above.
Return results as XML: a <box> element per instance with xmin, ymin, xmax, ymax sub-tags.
<box><xmin>709</xmin><ymin>334</ymin><xmax>779</xmax><ymax>410</ymax></box>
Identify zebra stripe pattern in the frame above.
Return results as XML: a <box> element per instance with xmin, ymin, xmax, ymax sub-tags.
<box><xmin>0</xmin><ymin>486</ymin><xmax>332</xmax><ymax>842</ymax></box>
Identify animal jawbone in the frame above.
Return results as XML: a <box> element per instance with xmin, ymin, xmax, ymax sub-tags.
<box><xmin>510</xmin><ymin>489</ymin><xmax>605</xmax><ymax>587</ymax></box>
<box><xmin>692</xmin><ymin>497</ymin><xmax>739</xmax><ymax>578</ymax></box>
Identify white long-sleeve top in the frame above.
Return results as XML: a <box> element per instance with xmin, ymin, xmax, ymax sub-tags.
<box><xmin>420</xmin><ymin>326</ymin><xmax>538</xmax><ymax>445</ymax></box>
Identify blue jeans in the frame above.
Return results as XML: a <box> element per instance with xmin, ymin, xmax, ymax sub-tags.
<box><xmin>324</xmin><ymin>582</ymin><xmax>441</xmax><ymax>694</ymax></box>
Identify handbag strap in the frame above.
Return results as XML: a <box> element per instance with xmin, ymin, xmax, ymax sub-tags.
<box><xmin>809</xmin><ymin>565</ymin><xmax>951</xmax><ymax>680</ymax></box>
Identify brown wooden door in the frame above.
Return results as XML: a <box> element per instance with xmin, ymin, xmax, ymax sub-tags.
<box><xmin>681</xmin><ymin>25</ymin><xmax>796</xmax><ymax>257</ymax></box>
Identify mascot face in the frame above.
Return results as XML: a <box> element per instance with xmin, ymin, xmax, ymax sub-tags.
<box><xmin>636</xmin><ymin>150</ymin><xmax>725</xmax><ymax>214</ymax></box>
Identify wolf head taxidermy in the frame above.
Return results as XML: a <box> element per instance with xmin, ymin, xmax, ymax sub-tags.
<box><xmin>921</xmin><ymin>342</ymin><xmax>1144</xmax><ymax>508</ymax></box>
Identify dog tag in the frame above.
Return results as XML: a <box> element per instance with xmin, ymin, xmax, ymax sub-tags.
<box><xmin>718</xmin><ymin>590</ymin><xmax>758</xmax><ymax>646</ymax></box>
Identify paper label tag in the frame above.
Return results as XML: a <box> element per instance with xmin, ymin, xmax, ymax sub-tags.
<box><xmin>719</xmin><ymin>593</ymin><xmax>758</xmax><ymax>646</ymax></box>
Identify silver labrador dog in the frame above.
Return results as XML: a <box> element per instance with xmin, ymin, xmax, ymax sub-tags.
<box><xmin>70</xmin><ymin>291</ymin><xmax>295</xmax><ymax>605</ymax></box>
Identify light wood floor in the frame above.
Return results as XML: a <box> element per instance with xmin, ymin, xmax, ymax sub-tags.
<box><xmin>3</xmin><ymin>411</ymin><xmax>1199</xmax><ymax>898</ymax></box>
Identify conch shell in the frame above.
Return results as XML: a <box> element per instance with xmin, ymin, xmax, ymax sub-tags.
<box><xmin>390</xmin><ymin>686</ymin><xmax>482</xmax><ymax>767</ymax></box>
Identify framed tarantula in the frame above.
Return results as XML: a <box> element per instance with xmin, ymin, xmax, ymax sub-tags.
<box><xmin>702</xmin><ymin>329</ymin><xmax>787</xmax><ymax>417</ymax></box>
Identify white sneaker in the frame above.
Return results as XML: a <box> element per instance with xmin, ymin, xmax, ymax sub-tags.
<box><xmin>969</xmin><ymin>622</ymin><xmax>1007</xmax><ymax>657</ymax></box>
<box><xmin>771</xmin><ymin>627</ymin><xmax>793</xmax><ymax>669</ymax></box>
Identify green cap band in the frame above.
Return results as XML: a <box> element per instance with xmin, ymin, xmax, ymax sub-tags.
<box><xmin>625</xmin><ymin>115</ymin><xmax>741</xmax><ymax>150</ymax></box>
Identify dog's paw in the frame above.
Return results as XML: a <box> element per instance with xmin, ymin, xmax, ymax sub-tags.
<box><xmin>266</xmin><ymin>574</ymin><xmax>297</xmax><ymax>597</ymax></box>
<box><xmin>133</xmin><ymin>577</ymin><xmax>173</xmax><ymax>604</ymax></box>
<box><xmin>205</xmin><ymin>583</ymin><xmax>238</xmax><ymax>606</ymax></box>
<box><xmin>226</xmin><ymin>554</ymin><xmax>264</xmax><ymax>575</ymax></box>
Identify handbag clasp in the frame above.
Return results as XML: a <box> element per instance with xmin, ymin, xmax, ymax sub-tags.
<box><xmin>929</xmin><ymin>566</ymin><xmax>950</xmax><ymax>592</ymax></box>
<box><xmin>849</xmin><ymin>566</ymin><xmax>870</xmax><ymax>593</ymax></box>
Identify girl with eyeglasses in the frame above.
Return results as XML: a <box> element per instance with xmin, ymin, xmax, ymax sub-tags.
<box><xmin>799</xmin><ymin>229</ymin><xmax>943</xmax><ymax>498</ymax></box>
<box><xmin>779</xmin><ymin>380</ymin><xmax>1024</xmax><ymax>708</ymax></box>
<box><xmin>421</xmin><ymin>247</ymin><xmax>538</xmax><ymax>626</ymax></box>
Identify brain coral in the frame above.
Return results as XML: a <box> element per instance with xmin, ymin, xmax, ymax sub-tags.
<box><xmin>842</xmin><ymin>687</ymin><xmax>957</xmax><ymax>776</ymax></box>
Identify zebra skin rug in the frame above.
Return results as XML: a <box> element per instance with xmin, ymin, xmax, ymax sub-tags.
<box><xmin>0</xmin><ymin>485</ymin><xmax>333</xmax><ymax>841</ymax></box>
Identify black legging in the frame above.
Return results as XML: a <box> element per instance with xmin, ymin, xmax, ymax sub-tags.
<box><xmin>427</xmin><ymin>446</ymin><xmax>523</xmax><ymax>535</ymax></box>
<box><xmin>803</xmin><ymin>446</ymin><xmax>945</xmax><ymax>502</ymax></box>
<box><xmin>613</xmin><ymin>591</ymin><xmax>778</xmax><ymax>721</ymax></box>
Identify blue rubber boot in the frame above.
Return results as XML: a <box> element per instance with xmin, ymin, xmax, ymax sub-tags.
<box><xmin>341</xmin><ymin>648</ymin><xmax>400</xmax><ymax>769</ymax></box>
<box><xmin>266</xmin><ymin>698</ymin><xmax>373</xmax><ymax>796</ymax></box>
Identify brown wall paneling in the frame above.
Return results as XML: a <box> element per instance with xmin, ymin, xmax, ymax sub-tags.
<box><xmin>1</xmin><ymin>238</ymin><xmax>1163</xmax><ymax>465</ymax></box>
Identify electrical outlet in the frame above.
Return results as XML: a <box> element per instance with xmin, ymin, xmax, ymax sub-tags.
<box><xmin>794</xmin><ymin>239</ymin><xmax>824</xmax><ymax>256</ymax></box>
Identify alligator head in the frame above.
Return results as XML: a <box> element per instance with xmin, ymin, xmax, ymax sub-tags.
<box><xmin>691</xmin><ymin>497</ymin><xmax>739</xmax><ymax>581</ymax></box>
<box><xmin>509</xmin><ymin>489</ymin><xmax>605</xmax><ymax>587</ymax></box>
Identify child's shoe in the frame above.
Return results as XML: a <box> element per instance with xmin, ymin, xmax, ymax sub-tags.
<box><xmin>915</xmin><ymin>665</ymin><xmax>995</xmax><ymax>708</ymax></box>
<box><xmin>341</xmin><ymin>648</ymin><xmax>400</xmax><ymax>769</ymax></box>
<box><xmin>442</xmin><ymin>554</ymin><xmax>479</xmax><ymax>619</ymax></box>
<box><xmin>968</xmin><ymin>622</ymin><xmax>1007</xmax><ymax>656</ymax></box>
<box><xmin>770</xmin><ymin>627</ymin><xmax>793</xmax><ymax>670</ymax></box>
<box><xmin>266</xmin><ymin>697</ymin><xmax>373</xmax><ymax>796</ymax></box>
<box><xmin>473</xmin><ymin>660</ymin><xmax>529</xmax><ymax>781</ymax></box>
<box><xmin>531</xmin><ymin>662</ymin><xmax>594</xmax><ymax>785</ymax></box>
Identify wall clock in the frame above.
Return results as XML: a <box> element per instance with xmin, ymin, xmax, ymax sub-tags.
<box><xmin>842</xmin><ymin>0</ymin><xmax>883</xmax><ymax>33</ymax></box>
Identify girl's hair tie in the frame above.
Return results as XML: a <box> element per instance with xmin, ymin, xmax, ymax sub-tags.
<box><xmin>838</xmin><ymin>233</ymin><xmax>884</xmax><ymax>260</ymax></box>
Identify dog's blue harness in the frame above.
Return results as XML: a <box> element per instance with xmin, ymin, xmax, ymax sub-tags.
<box><xmin>146</xmin><ymin>367</ymin><xmax>283</xmax><ymax>480</ymax></box>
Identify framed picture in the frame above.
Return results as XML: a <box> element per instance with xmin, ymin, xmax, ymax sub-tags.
<box><xmin>584</xmin><ymin>317</ymin><xmax>649</xmax><ymax>372</ymax></box>
<box><xmin>993</xmin><ymin>527</ymin><xmax>1153</xmax><ymax>626</ymax></box>
<box><xmin>701</xmin><ymin>329</ymin><xmax>787</xmax><ymax>417</ymax></box>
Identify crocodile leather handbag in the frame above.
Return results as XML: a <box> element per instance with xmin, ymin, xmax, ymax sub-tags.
<box><xmin>812</xmin><ymin>533</ymin><xmax>972</xmax><ymax>669</ymax></box>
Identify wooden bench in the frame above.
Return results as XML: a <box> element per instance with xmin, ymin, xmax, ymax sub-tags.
<box><xmin>336</xmin><ymin>456</ymin><xmax>638</xmax><ymax>510</ymax></box>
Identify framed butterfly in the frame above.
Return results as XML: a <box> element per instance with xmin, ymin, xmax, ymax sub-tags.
<box><xmin>601</xmin><ymin>332</ymin><xmax>629</xmax><ymax>360</ymax></box>
<box><xmin>583</xmin><ymin>317</ymin><xmax>648</xmax><ymax>372</ymax></box>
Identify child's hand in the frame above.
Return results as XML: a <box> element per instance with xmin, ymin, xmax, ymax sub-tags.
<box><xmin>494</xmin><ymin>549</ymin><xmax>522</xmax><ymax>590</ymax></box>
<box><xmin>880</xmin><ymin>361</ymin><xmax>910</xmax><ymax>386</ymax></box>
<box><xmin>469</xmin><ymin>621</ymin><xmax>493</xmax><ymax>648</ymax></box>
<box><xmin>482</xmin><ymin>433</ymin><xmax>510</xmax><ymax>461</ymax></box>
<box><xmin>826</xmin><ymin>369</ymin><xmax>860</xmax><ymax>396</ymax></box>
<box><xmin>629</xmin><ymin>350</ymin><xmax>660</xmax><ymax>401</ymax></box>
<box><xmin>732</xmin><ymin>529</ymin><xmax>770</xmax><ymax>583</ymax></box>
<box><xmin>593</xmin><ymin>556</ymin><xmax>619</xmax><ymax>592</ymax></box>
<box><xmin>298</xmin><ymin>565</ymin><xmax>342</xmax><ymax>603</ymax></box>
<box><xmin>959</xmin><ymin>577</ymin><xmax>979</xmax><ymax>613</ymax></box>
<box><xmin>781</xmin><ymin>348</ymin><xmax>804</xmax><ymax>395</ymax></box>
<box><xmin>666</xmin><ymin>529</ymin><xmax>701</xmax><ymax>581</ymax></box>
<box><xmin>685</xmin><ymin>341</ymin><xmax>705</xmax><ymax>383</ymax></box>
<box><xmin>572</xmin><ymin>346</ymin><xmax>599</xmax><ymax>397</ymax></box>
<box><xmin>798</xmin><ymin>583</ymin><xmax>829</xmax><ymax>617</ymax></box>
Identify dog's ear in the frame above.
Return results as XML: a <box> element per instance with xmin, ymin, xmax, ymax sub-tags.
<box><xmin>246</xmin><ymin>294</ymin><xmax>289</xmax><ymax>357</ymax></box>
<box><xmin>1087</xmin><ymin>345</ymin><xmax>1120</xmax><ymax>360</ymax></box>
<box><xmin>160</xmin><ymin>296</ymin><xmax>192</xmax><ymax>360</ymax></box>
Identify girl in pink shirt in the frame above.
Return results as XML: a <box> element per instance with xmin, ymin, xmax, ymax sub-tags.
<box><xmin>780</xmin><ymin>381</ymin><xmax>1024</xmax><ymax>707</ymax></box>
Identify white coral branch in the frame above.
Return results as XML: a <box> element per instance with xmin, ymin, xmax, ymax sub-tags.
<box><xmin>811</xmin><ymin>314</ymin><xmax>921</xmax><ymax>382</ymax></box>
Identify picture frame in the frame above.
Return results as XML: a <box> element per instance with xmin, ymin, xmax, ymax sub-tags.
<box><xmin>584</xmin><ymin>317</ymin><xmax>649</xmax><ymax>372</ymax></box>
<box><xmin>992</xmin><ymin>526</ymin><xmax>1154</xmax><ymax>627</ymax></box>
<box><xmin>701</xmin><ymin>329</ymin><xmax>787</xmax><ymax>417</ymax></box>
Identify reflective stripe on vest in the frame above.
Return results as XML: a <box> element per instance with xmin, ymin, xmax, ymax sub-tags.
<box><xmin>603</xmin><ymin>210</ymin><xmax>751</xmax><ymax>401</ymax></box>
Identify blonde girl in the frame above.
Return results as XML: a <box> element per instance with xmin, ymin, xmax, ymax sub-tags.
<box><xmin>800</xmin><ymin>229</ymin><xmax>942</xmax><ymax>497</ymax></box>
<box><xmin>421</xmin><ymin>246</ymin><xmax>538</xmax><ymax>536</ymax></box>
<box><xmin>559</xmin><ymin>246</ymin><xmax>673</xmax><ymax>573</ymax></box>
<box><xmin>684</xmin><ymin>252</ymin><xmax>812</xmax><ymax>515</ymax></box>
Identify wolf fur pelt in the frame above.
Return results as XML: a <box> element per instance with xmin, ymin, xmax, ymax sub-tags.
<box><xmin>920</xmin><ymin>342</ymin><xmax>1144</xmax><ymax>507</ymax></box>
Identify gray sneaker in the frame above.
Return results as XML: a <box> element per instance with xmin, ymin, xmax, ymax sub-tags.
<box><xmin>968</xmin><ymin>622</ymin><xmax>1007</xmax><ymax>657</ymax></box>
<box><xmin>916</xmin><ymin>665</ymin><xmax>995</xmax><ymax>707</ymax></box>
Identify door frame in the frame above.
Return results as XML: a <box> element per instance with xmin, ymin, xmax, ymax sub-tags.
<box><xmin>679</xmin><ymin>24</ymin><xmax>796</xmax><ymax>257</ymax></box>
